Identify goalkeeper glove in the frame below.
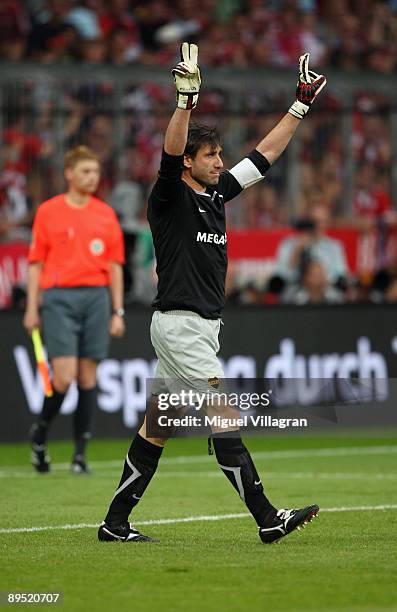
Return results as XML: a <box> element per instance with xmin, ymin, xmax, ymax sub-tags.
<box><xmin>172</xmin><ymin>42</ymin><xmax>201</xmax><ymax>110</ymax></box>
<box><xmin>289</xmin><ymin>52</ymin><xmax>326</xmax><ymax>120</ymax></box>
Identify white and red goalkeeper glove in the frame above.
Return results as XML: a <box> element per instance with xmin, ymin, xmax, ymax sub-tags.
<box><xmin>171</xmin><ymin>42</ymin><xmax>201</xmax><ymax>110</ymax></box>
<box><xmin>289</xmin><ymin>52</ymin><xmax>326</xmax><ymax>119</ymax></box>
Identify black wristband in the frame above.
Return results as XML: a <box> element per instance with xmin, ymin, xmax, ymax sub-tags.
<box><xmin>247</xmin><ymin>149</ymin><xmax>271</xmax><ymax>174</ymax></box>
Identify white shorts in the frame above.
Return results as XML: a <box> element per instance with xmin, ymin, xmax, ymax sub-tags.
<box><xmin>150</xmin><ymin>310</ymin><xmax>225</xmax><ymax>398</ymax></box>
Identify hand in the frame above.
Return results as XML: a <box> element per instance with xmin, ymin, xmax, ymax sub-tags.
<box><xmin>289</xmin><ymin>53</ymin><xmax>326</xmax><ymax>120</ymax></box>
<box><xmin>109</xmin><ymin>314</ymin><xmax>125</xmax><ymax>338</ymax></box>
<box><xmin>172</xmin><ymin>42</ymin><xmax>201</xmax><ymax>110</ymax></box>
<box><xmin>23</xmin><ymin>309</ymin><xmax>41</xmax><ymax>334</ymax></box>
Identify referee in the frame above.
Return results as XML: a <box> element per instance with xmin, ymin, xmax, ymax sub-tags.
<box><xmin>24</xmin><ymin>146</ymin><xmax>125</xmax><ymax>474</ymax></box>
<box><xmin>98</xmin><ymin>44</ymin><xmax>326</xmax><ymax>543</ymax></box>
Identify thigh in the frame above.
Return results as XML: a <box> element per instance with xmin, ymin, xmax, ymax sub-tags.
<box><xmin>151</xmin><ymin>311</ymin><xmax>224</xmax><ymax>394</ymax></box>
<box><xmin>150</xmin><ymin>356</ymin><xmax>170</xmax><ymax>396</ymax></box>
<box><xmin>80</xmin><ymin>287</ymin><xmax>111</xmax><ymax>360</ymax></box>
<box><xmin>41</xmin><ymin>289</ymin><xmax>79</xmax><ymax>358</ymax></box>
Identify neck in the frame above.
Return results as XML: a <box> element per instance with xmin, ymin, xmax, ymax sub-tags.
<box><xmin>66</xmin><ymin>190</ymin><xmax>90</xmax><ymax>207</ymax></box>
<box><xmin>182</xmin><ymin>170</ymin><xmax>206</xmax><ymax>193</ymax></box>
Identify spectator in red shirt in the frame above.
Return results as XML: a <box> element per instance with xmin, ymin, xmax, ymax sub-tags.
<box><xmin>99</xmin><ymin>0</ymin><xmax>141</xmax><ymax>56</ymax></box>
<box><xmin>353</xmin><ymin>163</ymin><xmax>391</xmax><ymax>221</ymax></box>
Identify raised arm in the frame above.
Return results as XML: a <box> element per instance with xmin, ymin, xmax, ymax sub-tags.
<box><xmin>164</xmin><ymin>108</ymin><xmax>191</xmax><ymax>156</ymax></box>
<box><xmin>256</xmin><ymin>54</ymin><xmax>326</xmax><ymax>164</ymax></box>
<box><xmin>227</xmin><ymin>53</ymin><xmax>326</xmax><ymax>193</ymax></box>
<box><xmin>255</xmin><ymin>113</ymin><xmax>300</xmax><ymax>166</ymax></box>
<box><xmin>164</xmin><ymin>43</ymin><xmax>201</xmax><ymax>156</ymax></box>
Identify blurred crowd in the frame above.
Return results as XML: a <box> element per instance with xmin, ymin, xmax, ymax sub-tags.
<box><xmin>0</xmin><ymin>0</ymin><xmax>396</xmax><ymax>308</ymax></box>
<box><xmin>226</xmin><ymin>203</ymin><xmax>397</xmax><ymax>306</ymax></box>
<box><xmin>1</xmin><ymin>0</ymin><xmax>397</xmax><ymax>72</ymax></box>
<box><xmin>1</xmin><ymin>85</ymin><xmax>395</xmax><ymax>306</ymax></box>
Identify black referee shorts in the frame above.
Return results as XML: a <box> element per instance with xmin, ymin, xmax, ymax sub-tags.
<box><xmin>41</xmin><ymin>286</ymin><xmax>111</xmax><ymax>361</ymax></box>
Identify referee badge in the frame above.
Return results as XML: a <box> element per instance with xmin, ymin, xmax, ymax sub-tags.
<box><xmin>89</xmin><ymin>238</ymin><xmax>105</xmax><ymax>256</ymax></box>
<box><xmin>208</xmin><ymin>377</ymin><xmax>220</xmax><ymax>389</ymax></box>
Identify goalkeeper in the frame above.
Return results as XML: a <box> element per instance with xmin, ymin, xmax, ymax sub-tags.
<box><xmin>98</xmin><ymin>44</ymin><xmax>326</xmax><ymax>544</ymax></box>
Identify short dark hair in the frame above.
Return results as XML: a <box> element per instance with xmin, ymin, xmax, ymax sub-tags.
<box><xmin>184</xmin><ymin>122</ymin><xmax>222</xmax><ymax>159</ymax></box>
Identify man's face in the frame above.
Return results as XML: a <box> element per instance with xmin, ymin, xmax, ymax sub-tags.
<box><xmin>65</xmin><ymin>159</ymin><xmax>101</xmax><ymax>194</ymax></box>
<box><xmin>184</xmin><ymin>144</ymin><xmax>223</xmax><ymax>187</ymax></box>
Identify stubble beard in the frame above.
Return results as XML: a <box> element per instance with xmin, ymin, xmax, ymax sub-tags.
<box><xmin>193</xmin><ymin>172</ymin><xmax>219</xmax><ymax>188</ymax></box>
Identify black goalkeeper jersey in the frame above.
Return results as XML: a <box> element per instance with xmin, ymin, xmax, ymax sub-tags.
<box><xmin>147</xmin><ymin>150</ymin><xmax>243</xmax><ymax>319</ymax></box>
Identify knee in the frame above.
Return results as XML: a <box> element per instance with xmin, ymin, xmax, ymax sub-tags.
<box><xmin>52</xmin><ymin>358</ymin><xmax>78</xmax><ymax>393</ymax></box>
<box><xmin>138</xmin><ymin>426</ymin><xmax>168</xmax><ymax>448</ymax></box>
<box><xmin>77</xmin><ymin>361</ymin><xmax>97</xmax><ymax>389</ymax></box>
<box><xmin>77</xmin><ymin>374</ymin><xmax>96</xmax><ymax>390</ymax></box>
<box><xmin>148</xmin><ymin>436</ymin><xmax>168</xmax><ymax>447</ymax></box>
<box><xmin>53</xmin><ymin>372</ymin><xmax>75</xmax><ymax>393</ymax></box>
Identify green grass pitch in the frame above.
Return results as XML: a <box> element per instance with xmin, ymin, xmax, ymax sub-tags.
<box><xmin>1</xmin><ymin>431</ymin><xmax>397</xmax><ymax>611</ymax></box>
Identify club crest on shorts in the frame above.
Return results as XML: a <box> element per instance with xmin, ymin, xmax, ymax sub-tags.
<box><xmin>89</xmin><ymin>238</ymin><xmax>105</xmax><ymax>256</ymax></box>
<box><xmin>208</xmin><ymin>376</ymin><xmax>220</xmax><ymax>388</ymax></box>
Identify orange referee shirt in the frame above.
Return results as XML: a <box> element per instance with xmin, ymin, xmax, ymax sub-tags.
<box><xmin>28</xmin><ymin>194</ymin><xmax>125</xmax><ymax>289</ymax></box>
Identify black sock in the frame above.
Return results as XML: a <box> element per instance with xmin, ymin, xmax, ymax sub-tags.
<box><xmin>31</xmin><ymin>389</ymin><xmax>66</xmax><ymax>445</ymax></box>
<box><xmin>212</xmin><ymin>434</ymin><xmax>277</xmax><ymax>527</ymax></box>
<box><xmin>105</xmin><ymin>433</ymin><xmax>164</xmax><ymax>527</ymax></box>
<box><xmin>73</xmin><ymin>387</ymin><xmax>96</xmax><ymax>460</ymax></box>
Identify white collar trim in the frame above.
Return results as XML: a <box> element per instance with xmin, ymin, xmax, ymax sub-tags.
<box><xmin>193</xmin><ymin>189</ymin><xmax>212</xmax><ymax>197</ymax></box>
